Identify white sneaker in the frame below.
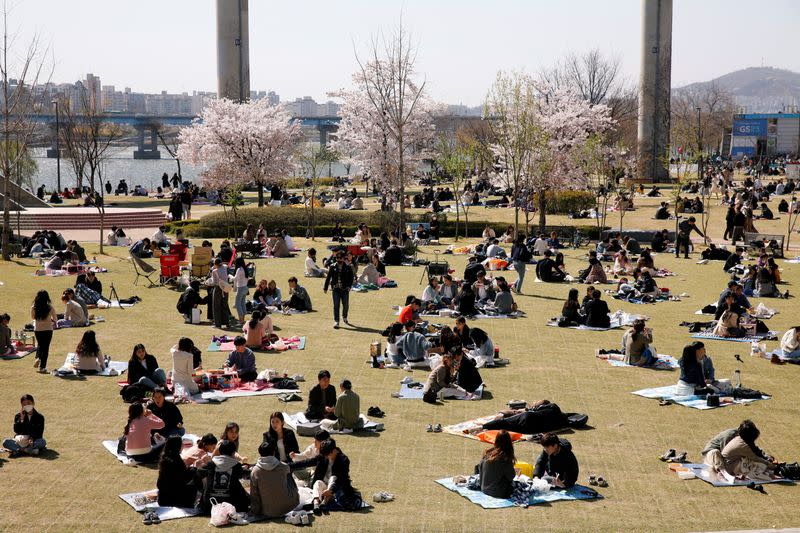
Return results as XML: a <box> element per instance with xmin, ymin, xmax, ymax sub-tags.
<box><xmin>291</xmin><ymin>374</ymin><xmax>305</xmax><ymax>382</ymax></box>
<box><xmin>333</xmin><ymin>322</ymin><xmax>340</xmax><ymax>329</ymax></box>
<box><xmin>108</xmin><ymin>368</ymin><xmax>119</xmax><ymax>376</ymax></box>
<box><xmin>228</xmin><ymin>512</ymin><xmax>249</xmax><ymax>525</ymax></box>
<box><xmin>373</xmin><ymin>491</ymin><xmax>395</xmax><ymax>503</ymax></box>
<box><xmin>300</xmin><ymin>512</ymin><xmax>312</xmax><ymax>525</ymax></box>
<box><xmin>385</xmin><ymin>363</ymin><xmax>399</xmax><ymax>369</ymax></box>
<box><xmin>403</xmin><ymin>364</ymin><xmax>412</xmax><ymax>372</ymax></box>
<box><xmin>401</xmin><ymin>376</ymin><xmax>413</xmax><ymax>385</ymax></box>
<box><xmin>285</xmin><ymin>512</ymin><xmax>302</xmax><ymax>525</ymax></box>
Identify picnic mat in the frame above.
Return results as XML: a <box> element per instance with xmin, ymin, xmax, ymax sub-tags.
<box><xmin>200</xmin><ymin>382</ymin><xmax>301</xmax><ymax>401</ymax></box>
<box><xmin>102</xmin><ymin>434</ymin><xmax>199</xmax><ymax>463</ymax></box>
<box><xmin>282</xmin><ymin>412</ymin><xmax>384</xmax><ymax>434</ymax></box>
<box><xmin>631</xmin><ymin>385</ymin><xmax>769</xmax><ymax>410</ymax></box>
<box><xmin>611</xmin><ymin>294</ymin><xmax>672</xmax><ymax>305</ymax></box>
<box><xmin>435</xmin><ymin>478</ymin><xmax>601</xmax><ymax>509</ymax></box>
<box><xmin>119</xmin><ymin>491</ymin><xmax>199</xmax><ymax>521</ymax></box>
<box><xmin>547</xmin><ymin>312</ymin><xmax>647</xmax><ymax>331</ymax></box>
<box><xmin>691</xmin><ymin>329</ymin><xmax>778</xmax><ymax>343</ymax></box>
<box><xmin>765</xmin><ymin>349</ymin><xmax>800</xmax><ymax>363</ymax></box>
<box><xmin>696</xmin><ymin>303</ymin><xmax>778</xmax><ymax>319</ymax></box>
<box><xmin>206</xmin><ymin>336</ymin><xmax>306</xmax><ymax>352</ymax></box>
<box><xmin>53</xmin><ymin>354</ymin><xmax>128</xmax><ymax>377</ymax></box>
<box><xmin>0</xmin><ymin>345</ymin><xmax>36</xmax><ymax>360</ymax></box>
<box><xmin>442</xmin><ymin>414</ymin><xmax>507</xmax><ymax>441</ymax></box>
<box><xmin>671</xmin><ymin>463</ymin><xmax>791</xmax><ymax>487</ymax></box>
<box><xmin>393</xmin><ymin>307</ymin><xmax>525</xmax><ymax>320</ymax></box>
<box><xmin>395</xmin><ymin>383</ymin><xmax>484</xmax><ymax>400</ymax></box>
<box><xmin>600</xmin><ymin>354</ymin><xmax>679</xmax><ymax>370</ymax></box>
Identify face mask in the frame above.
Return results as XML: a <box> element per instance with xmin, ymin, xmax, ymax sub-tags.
<box><xmin>23</xmin><ymin>405</ymin><xmax>33</xmax><ymax>413</ymax></box>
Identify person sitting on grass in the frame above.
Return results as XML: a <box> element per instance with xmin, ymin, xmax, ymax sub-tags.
<box><xmin>242</xmin><ymin>311</ymin><xmax>267</xmax><ymax>349</ymax></box>
<box><xmin>583</xmin><ymin>290</ymin><xmax>611</xmax><ymax>328</ymax></box>
<box><xmin>476</xmin><ymin>429</ymin><xmax>516</xmax><ymax>498</ymax></box>
<box><xmin>533</xmin><ymin>433</ymin><xmax>579</xmax><ymax>489</ymax></box>
<box><xmin>701</xmin><ymin>420</ymin><xmax>775</xmax><ymax>475</ymax></box>
<box><xmin>713</xmin><ymin>294</ymin><xmax>744</xmax><ymax>338</ymax></box>
<box><xmin>452</xmin><ymin>347</ymin><xmax>484</xmax><ymax>394</ymax></box>
<box><xmin>468</xmin><ymin>328</ymin><xmax>496</xmax><ymax>368</ymax></box>
<box><xmin>780</xmin><ymin>326</ymin><xmax>800</xmax><ymax>360</ymax></box>
<box><xmin>536</xmin><ymin>250</ymin><xmax>565</xmax><ymax>282</ymax></box>
<box><xmin>394</xmin><ymin>320</ymin><xmax>433</xmax><ymax>369</ymax></box>
<box><xmin>305</xmin><ymin>248</ymin><xmax>328</xmax><ymax>278</ymax></box>
<box><xmin>176</xmin><ymin>280</ymin><xmax>208</xmax><ymax>323</ymax></box>
<box><xmin>262</xmin><ymin>280</ymin><xmax>283</xmax><ymax>308</ymax></box>
<box><xmin>119</xmin><ymin>403</ymin><xmax>165</xmax><ymax>464</ymax></box>
<box><xmin>214</xmin><ymin>422</ymin><xmax>247</xmax><ymax>463</ymax></box>
<box><xmin>306</xmin><ymin>370</ymin><xmax>337</xmax><ymax>422</ymax></box>
<box><xmin>262</xmin><ymin>412</ymin><xmax>299</xmax><ymax>463</ymax></box>
<box><xmin>284</xmin><ymin>277</ymin><xmax>312</xmax><ymax>312</ymax></box>
<box><xmin>559</xmin><ymin>288</ymin><xmax>585</xmax><ymax>326</ymax></box>
<box><xmin>493</xmin><ymin>279</ymin><xmax>517</xmax><ymax>315</ymax></box>
<box><xmin>148</xmin><ymin>388</ymin><xmax>185</xmax><ymax>438</ymax></box>
<box><xmin>598</xmin><ymin>319</ymin><xmax>655</xmax><ymax>366</ymax></box>
<box><xmin>198</xmin><ymin>439</ymin><xmax>250</xmax><ymax>514</ymax></box>
<box><xmin>156</xmin><ymin>435</ymin><xmax>198</xmax><ymax>508</ymax></box>
<box><xmin>422</xmin><ymin>353</ymin><xmax>456</xmax><ymax>404</ymax></box>
<box><xmin>720</xmin><ymin>420</ymin><xmax>777</xmax><ymax>478</ymax></box>
<box><xmin>455</xmin><ymin>282</ymin><xmax>478</xmax><ymax>317</ymax></box>
<box><xmin>181</xmin><ymin>433</ymin><xmax>217</xmax><ymax>468</ymax></box>
<box><xmin>127</xmin><ymin>344</ymin><xmax>167</xmax><ymax>391</ymax></box>
<box><xmin>677</xmin><ymin>341</ymin><xmax>716</xmax><ymax>396</ymax></box>
<box><xmin>320</xmin><ymin>379</ymin><xmax>362</xmax><ymax>432</ymax></box>
<box><xmin>3</xmin><ymin>394</ymin><xmax>46</xmax><ymax>456</ymax></box>
<box><xmin>0</xmin><ymin>313</ymin><xmax>13</xmax><ymax>356</ymax></box>
<box><xmin>170</xmin><ymin>338</ymin><xmax>201</xmax><ymax>396</ymax></box>
<box><xmin>58</xmin><ymin>290</ymin><xmax>87</xmax><ymax>328</ymax></box>
<box><xmin>74</xmin><ymin>330</ymin><xmax>107</xmax><ymax>374</ymax></box>
<box><xmin>250</xmin><ymin>438</ymin><xmax>300</xmax><ymax>518</ymax></box>
<box><xmin>225</xmin><ymin>336</ymin><xmax>257</xmax><ymax>382</ymax></box>
<box><xmin>398</xmin><ymin>297</ymin><xmax>422</xmax><ymax>324</ymax></box>
<box><xmin>293</xmin><ymin>438</ymin><xmax>362</xmax><ymax>513</ymax></box>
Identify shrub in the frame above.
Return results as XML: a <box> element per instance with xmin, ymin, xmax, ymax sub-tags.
<box><xmin>531</xmin><ymin>190</ymin><xmax>596</xmax><ymax>214</ymax></box>
<box><xmin>283</xmin><ymin>177</ymin><xmax>337</xmax><ymax>189</ymax></box>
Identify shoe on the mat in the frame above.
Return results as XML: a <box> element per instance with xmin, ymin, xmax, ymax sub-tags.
<box><xmin>373</xmin><ymin>491</ymin><xmax>395</xmax><ymax>503</ymax></box>
<box><xmin>433</xmin><ymin>424</ymin><xmax>442</xmax><ymax>433</ymax></box>
<box><xmin>385</xmin><ymin>363</ymin><xmax>399</xmax><ymax>369</ymax></box>
<box><xmin>400</xmin><ymin>376</ymin><xmax>413</xmax><ymax>385</ymax></box>
<box><xmin>228</xmin><ymin>512</ymin><xmax>248</xmax><ymax>525</ymax></box>
<box><xmin>659</xmin><ymin>449</ymin><xmax>677</xmax><ymax>462</ymax></box>
<box><xmin>291</xmin><ymin>374</ymin><xmax>305</xmax><ymax>382</ymax></box>
<box><xmin>108</xmin><ymin>368</ymin><xmax>119</xmax><ymax>376</ymax></box>
<box><xmin>403</xmin><ymin>364</ymin><xmax>412</xmax><ymax>372</ymax></box>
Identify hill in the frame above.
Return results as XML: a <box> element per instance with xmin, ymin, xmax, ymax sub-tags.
<box><xmin>680</xmin><ymin>66</ymin><xmax>800</xmax><ymax>112</ymax></box>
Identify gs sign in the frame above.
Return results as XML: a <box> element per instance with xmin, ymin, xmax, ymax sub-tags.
<box><xmin>732</xmin><ymin>119</ymin><xmax>767</xmax><ymax>137</ymax></box>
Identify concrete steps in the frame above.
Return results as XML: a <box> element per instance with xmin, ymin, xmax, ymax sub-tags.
<box><xmin>4</xmin><ymin>207</ymin><xmax>166</xmax><ymax>231</ymax></box>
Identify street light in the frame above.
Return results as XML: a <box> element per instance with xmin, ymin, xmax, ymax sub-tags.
<box><xmin>52</xmin><ymin>99</ymin><xmax>61</xmax><ymax>192</ymax></box>
<box><xmin>696</xmin><ymin>107</ymin><xmax>702</xmax><ymax>182</ymax></box>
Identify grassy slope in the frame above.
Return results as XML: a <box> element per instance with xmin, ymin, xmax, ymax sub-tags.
<box><xmin>0</xmin><ymin>188</ymin><xmax>799</xmax><ymax>532</ymax></box>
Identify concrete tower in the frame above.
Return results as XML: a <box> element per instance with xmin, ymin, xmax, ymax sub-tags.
<box><xmin>637</xmin><ymin>0</ymin><xmax>672</xmax><ymax>182</ymax></box>
<box><xmin>216</xmin><ymin>0</ymin><xmax>250</xmax><ymax>102</ymax></box>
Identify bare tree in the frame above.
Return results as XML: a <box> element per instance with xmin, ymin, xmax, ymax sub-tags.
<box><xmin>155</xmin><ymin>123</ymin><xmax>183</xmax><ymax>180</ymax></box>
<box><xmin>60</xmin><ymin>88</ymin><xmax>123</xmax><ymax>254</ymax></box>
<box><xmin>299</xmin><ymin>144</ymin><xmax>337</xmax><ymax>240</ymax></box>
<box><xmin>0</xmin><ymin>2</ymin><xmax>49</xmax><ymax>260</ymax></box>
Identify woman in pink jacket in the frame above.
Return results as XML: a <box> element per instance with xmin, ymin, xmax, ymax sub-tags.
<box><xmin>119</xmin><ymin>403</ymin><xmax>164</xmax><ymax>464</ymax></box>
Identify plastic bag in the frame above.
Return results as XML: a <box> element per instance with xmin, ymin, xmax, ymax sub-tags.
<box><xmin>209</xmin><ymin>498</ymin><xmax>236</xmax><ymax>527</ymax></box>
<box><xmin>750</xmin><ymin>341</ymin><xmax>766</xmax><ymax>358</ymax></box>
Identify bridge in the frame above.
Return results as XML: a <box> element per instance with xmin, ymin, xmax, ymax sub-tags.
<box><xmin>32</xmin><ymin>113</ymin><xmax>342</xmax><ymax>159</ymax></box>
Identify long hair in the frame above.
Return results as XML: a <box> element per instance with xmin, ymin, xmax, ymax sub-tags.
<box><xmin>483</xmin><ymin>430</ymin><xmax>516</xmax><ymax>464</ymax></box>
<box><xmin>33</xmin><ymin>290</ymin><xmax>51</xmax><ymax>320</ymax></box>
<box><xmin>567</xmin><ymin>288</ymin><xmax>579</xmax><ymax>303</ymax></box>
<box><xmin>267</xmin><ymin>411</ymin><xmax>285</xmax><ymax>441</ymax></box>
<box><xmin>387</xmin><ymin>322</ymin><xmax>404</xmax><ymax>343</ymax></box>
<box><xmin>234</xmin><ymin>256</ymin><xmax>246</xmax><ymax>270</ymax></box>
<box><xmin>124</xmin><ymin>403</ymin><xmax>144</xmax><ymax>435</ymax></box>
<box><xmin>76</xmin><ymin>330</ymin><xmax>99</xmax><ymax>355</ymax></box>
<box><xmin>680</xmin><ymin>341</ymin><xmax>704</xmax><ymax>370</ymax></box>
<box><xmin>130</xmin><ymin>343</ymin><xmax>147</xmax><ymax>363</ymax></box>
<box><xmin>220</xmin><ymin>422</ymin><xmax>240</xmax><ymax>451</ymax></box>
<box><xmin>159</xmin><ymin>435</ymin><xmax>184</xmax><ymax>472</ymax></box>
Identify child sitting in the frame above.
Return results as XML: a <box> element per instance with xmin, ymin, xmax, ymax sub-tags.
<box><xmin>181</xmin><ymin>433</ymin><xmax>217</xmax><ymax>468</ymax></box>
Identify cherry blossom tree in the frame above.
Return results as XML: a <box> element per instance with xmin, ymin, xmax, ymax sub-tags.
<box><xmin>332</xmin><ymin>26</ymin><xmax>437</xmax><ymax>228</ymax></box>
<box><xmin>178</xmin><ymin>98</ymin><xmax>303</xmax><ymax>207</ymax></box>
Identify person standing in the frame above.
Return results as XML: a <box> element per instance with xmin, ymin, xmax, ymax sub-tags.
<box><xmin>675</xmin><ymin>216</ymin><xmax>704</xmax><ymax>259</ymax></box>
<box><xmin>232</xmin><ymin>257</ymin><xmax>249</xmax><ymax>325</ymax></box>
<box><xmin>209</xmin><ymin>258</ymin><xmax>232</xmax><ymax>328</ymax></box>
<box><xmin>510</xmin><ymin>234</ymin><xmax>531</xmax><ymax>293</ymax></box>
<box><xmin>161</xmin><ymin>172</ymin><xmax>170</xmax><ymax>190</ymax></box>
<box><xmin>31</xmin><ymin>290</ymin><xmax>57</xmax><ymax>373</ymax></box>
<box><xmin>324</xmin><ymin>252</ymin><xmax>354</xmax><ymax>329</ymax></box>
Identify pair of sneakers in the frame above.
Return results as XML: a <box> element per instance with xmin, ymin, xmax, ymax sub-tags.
<box><xmin>141</xmin><ymin>511</ymin><xmax>161</xmax><ymax>525</ymax></box>
<box><xmin>333</xmin><ymin>318</ymin><xmax>351</xmax><ymax>329</ymax></box>
<box><xmin>372</xmin><ymin>491</ymin><xmax>395</xmax><ymax>503</ymax></box>
<box><xmin>426</xmin><ymin>424</ymin><xmax>442</xmax><ymax>433</ymax></box>
<box><xmin>285</xmin><ymin>511</ymin><xmax>312</xmax><ymax>526</ymax></box>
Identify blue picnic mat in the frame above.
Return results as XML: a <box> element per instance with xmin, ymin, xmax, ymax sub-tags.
<box><xmin>604</xmin><ymin>354</ymin><xmax>678</xmax><ymax>370</ymax></box>
<box><xmin>396</xmin><ymin>383</ymin><xmax>425</xmax><ymax>399</ymax></box>
<box><xmin>767</xmin><ymin>349</ymin><xmax>800</xmax><ymax>363</ymax></box>
<box><xmin>435</xmin><ymin>478</ymin><xmax>601</xmax><ymax>509</ymax></box>
<box><xmin>631</xmin><ymin>385</ymin><xmax>769</xmax><ymax>410</ymax></box>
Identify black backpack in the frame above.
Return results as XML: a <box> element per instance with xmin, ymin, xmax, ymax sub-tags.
<box><xmin>777</xmin><ymin>462</ymin><xmax>800</xmax><ymax>480</ymax></box>
<box><xmin>120</xmin><ymin>384</ymin><xmax>146</xmax><ymax>403</ymax></box>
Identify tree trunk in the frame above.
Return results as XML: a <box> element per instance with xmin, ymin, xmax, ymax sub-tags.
<box><xmin>454</xmin><ymin>196</ymin><xmax>460</xmax><ymax>242</ymax></box>
<box><xmin>176</xmin><ymin>158</ymin><xmax>182</xmax><ymax>179</ymax></box>
<box><xmin>257</xmin><ymin>183</ymin><xmax>265</xmax><ymax>207</ymax></box>
<box><xmin>1</xmin><ymin>177</ymin><xmax>9</xmax><ymax>261</ymax></box>
<box><xmin>537</xmin><ymin>189</ymin><xmax>547</xmax><ymax>232</ymax></box>
<box><xmin>310</xmin><ymin>187</ymin><xmax>316</xmax><ymax>240</ymax></box>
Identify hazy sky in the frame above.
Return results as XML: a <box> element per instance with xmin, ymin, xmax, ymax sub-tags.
<box><xmin>14</xmin><ymin>0</ymin><xmax>800</xmax><ymax>105</ymax></box>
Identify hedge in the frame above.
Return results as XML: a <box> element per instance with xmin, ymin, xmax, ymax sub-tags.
<box><xmin>531</xmin><ymin>190</ymin><xmax>596</xmax><ymax>214</ymax></box>
<box><xmin>182</xmin><ymin>206</ymin><xmax>603</xmax><ymax>240</ymax></box>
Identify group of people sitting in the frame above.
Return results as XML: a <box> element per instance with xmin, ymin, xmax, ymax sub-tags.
<box><xmin>558</xmin><ymin>287</ymin><xmax>613</xmax><ymax>329</ymax></box>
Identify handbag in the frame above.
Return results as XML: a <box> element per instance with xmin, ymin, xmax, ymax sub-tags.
<box><xmin>191</xmin><ymin>307</ymin><xmax>201</xmax><ymax>325</ymax></box>
<box><xmin>208</xmin><ymin>498</ymin><xmax>236</xmax><ymax>527</ymax></box>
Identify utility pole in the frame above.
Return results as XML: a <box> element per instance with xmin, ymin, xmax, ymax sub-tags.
<box><xmin>53</xmin><ymin>99</ymin><xmax>61</xmax><ymax>192</ymax></box>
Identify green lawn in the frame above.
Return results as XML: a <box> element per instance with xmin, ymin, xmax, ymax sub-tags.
<box><xmin>1</xmin><ymin>192</ymin><xmax>800</xmax><ymax>532</ymax></box>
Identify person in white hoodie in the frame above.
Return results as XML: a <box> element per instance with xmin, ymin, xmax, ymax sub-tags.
<box><xmin>171</xmin><ymin>338</ymin><xmax>200</xmax><ymax>396</ymax></box>
<box><xmin>250</xmin><ymin>439</ymin><xmax>300</xmax><ymax>518</ymax></box>
<box><xmin>780</xmin><ymin>327</ymin><xmax>800</xmax><ymax>359</ymax></box>
<box><xmin>290</xmin><ymin>429</ymin><xmax>330</xmax><ymax>481</ymax></box>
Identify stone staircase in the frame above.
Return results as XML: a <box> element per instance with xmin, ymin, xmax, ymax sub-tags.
<box><xmin>5</xmin><ymin>207</ymin><xmax>167</xmax><ymax>231</ymax></box>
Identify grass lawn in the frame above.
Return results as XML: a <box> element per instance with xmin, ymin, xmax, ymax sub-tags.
<box><xmin>1</xmin><ymin>192</ymin><xmax>800</xmax><ymax>532</ymax></box>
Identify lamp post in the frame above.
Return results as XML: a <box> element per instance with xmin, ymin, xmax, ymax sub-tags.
<box><xmin>52</xmin><ymin>99</ymin><xmax>61</xmax><ymax>192</ymax></box>
<box><xmin>696</xmin><ymin>107</ymin><xmax>702</xmax><ymax>182</ymax></box>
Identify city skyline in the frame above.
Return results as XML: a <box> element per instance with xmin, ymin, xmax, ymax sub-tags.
<box><xmin>15</xmin><ymin>0</ymin><xmax>800</xmax><ymax>106</ymax></box>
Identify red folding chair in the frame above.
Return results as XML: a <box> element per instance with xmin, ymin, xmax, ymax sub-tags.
<box><xmin>159</xmin><ymin>254</ymin><xmax>181</xmax><ymax>282</ymax></box>
<box><xmin>169</xmin><ymin>243</ymin><xmax>188</xmax><ymax>263</ymax></box>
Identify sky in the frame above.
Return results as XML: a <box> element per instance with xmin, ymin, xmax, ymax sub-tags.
<box><xmin>13</xmin><ymin>0</ymin><xmax>800</xmax><ymax>106</ymax></box>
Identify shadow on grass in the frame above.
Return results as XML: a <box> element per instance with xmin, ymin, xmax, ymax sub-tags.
<box><xmin>38</xmin><ymin>449</ymin><xmax>60</xmax><ymax>461</ymax></box>
<box><xmin>344</xmin><ymin>324</ymin><xmax>384</xmax><ymax>335</ymax></box>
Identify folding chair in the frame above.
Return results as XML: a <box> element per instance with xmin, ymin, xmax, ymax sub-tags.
<box><xmin>159</xmin><ymin>254</ymin><xmax>181</xmax><ymax>284</ymax></box>
<box><xmin>130</xmin><ymin>255</ymin><xmax>162</xmax><ymax>287</ymax></box>
<box><xmin>420</xmin><ymin>249</ymin><xmax>449</xmax><ymax>284</ymax></box>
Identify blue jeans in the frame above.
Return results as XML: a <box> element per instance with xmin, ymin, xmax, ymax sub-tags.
<box><xmin>390</xmin><ymin>351</ymin><xmax>406</xmax><ymax>366</ymax></box>
<box><xmin>234</xmin><ymin>286</ymin><xmax>249</xmax><ymax>319</ymax></box>
<box><xmin>331</xmin><ymin>288</ymin><xmax>349</xmax><ymax>323</ymax></box>
<box><xmin>513</xmin><ymin>261</ymin><xmax>526</xmax><ymax>292</ymax></box>
<box><xmin>138</xmin><ymin>368</ymin><xmax>167</xmax><ymax>390</ymax></box>
<box><xmin>3</xmin><ymin>437</ymin><xmax>46</xmax><ymax>453</ymax></box>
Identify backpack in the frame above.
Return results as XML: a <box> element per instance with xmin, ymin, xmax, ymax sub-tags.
<box><xmin>518</xmin><ymin>245</ymin><xmax>532</xmax><ymax>263</ymax></box>
<box><xmin>777</xmin><ymin>462</ymin><xmax>800</xmax><ymax>480</ymax></box>
<box><xmin>120</xmin><ymin>384</ymin><xmax>146</xmax><ymax>403</ymax></box>
<box><xmin>732</xmin><ymin>387</ymin><xmax>765</xmax><ymax>400</ymax></box>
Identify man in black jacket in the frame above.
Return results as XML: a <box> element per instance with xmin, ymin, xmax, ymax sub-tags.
<box><xmin>324</xmin><ymin>252</ymin><xmax>354</xmax><ymax>329</ymax></box>
<box><xmin>584</xmin><ymin>290</ymin><xmax>611</xmax><ymax>328</ymax></box>
<box><xmin>722</xmin><ymin>247</ymin><xmax>744</xmax><ymax>272</ymax></box>
<box><xmin>305</xmin><ymin>370</ymin><xmax>337</xmax><ymax>421</ymax></box>
<box><xmin>536</xmin><ymin>250</ymin><xmax>565</xmax><ymax>282</ymax></box>
<box><xmin>676</xmin><ymin>216</ymin><xmax>705</xmax><ymax>258</ymax></box>
<box><xmin>533</xmin><ymin>433</ymin><xmax>579</xmax><ymax>488</ymax></box>
<box><xmin>3</xmin><ymin>394</ymin><xmax>46</xmax><ymax>456</ymax></box>
<box><xmin>177</xmin><ymin>280</ymin><xmax>209</xmax><ymax>322</ymax></box>
<box><xmin>463</xmin><ymin>256</ymin><xmax>486</xmax><ymax>284</ymax></box>
<box><xmin>382</xmin><ymin>240</ymin><xmax>404</xmax><ymax>266</ymax></box>
<box><xmin>292</xmin><ymin>438</ymin><xmax>361</xmax><ymax>513</ymax></box>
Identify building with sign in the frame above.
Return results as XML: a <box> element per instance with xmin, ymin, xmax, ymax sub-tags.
<box><xmin>730</xmin><ymin>113</ymin><xmax>800</xmax><ymax>158</ymax></box>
